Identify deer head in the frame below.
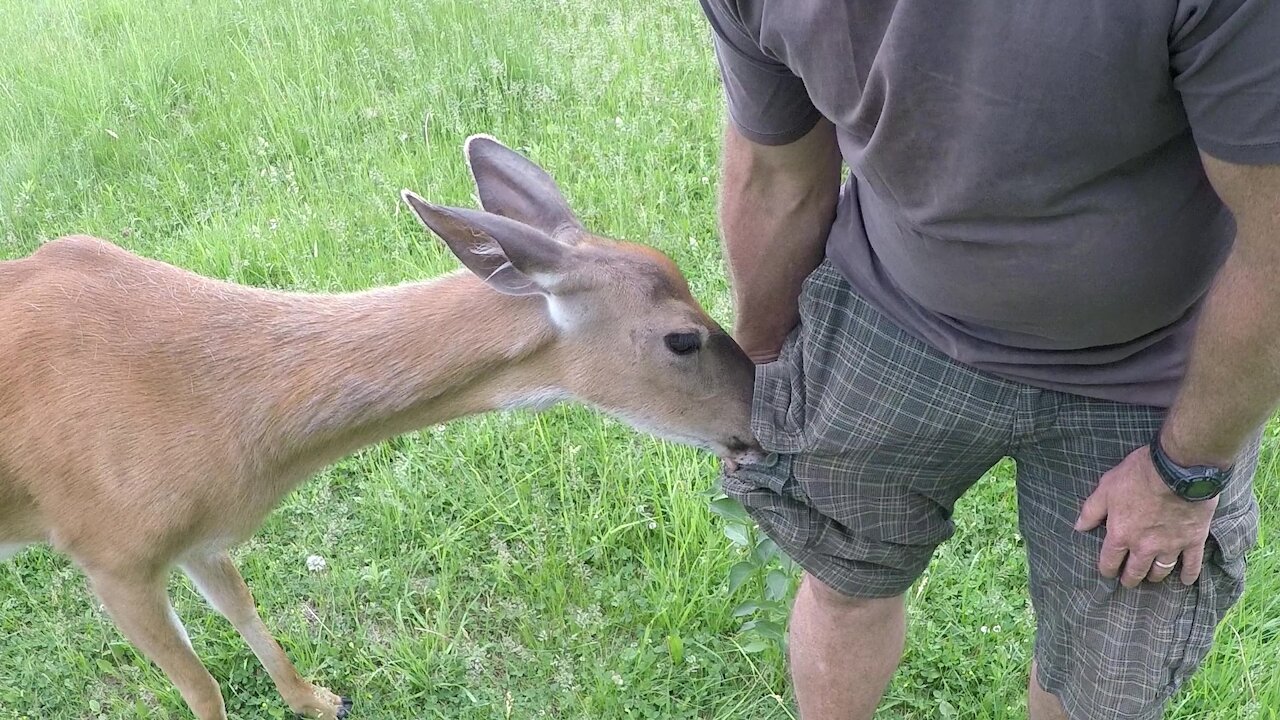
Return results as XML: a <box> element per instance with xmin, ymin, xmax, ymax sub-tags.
<box><xmin>401</xmin><ymin>135</ymin><xmax>764</xmax><ymax>467</ymax></box>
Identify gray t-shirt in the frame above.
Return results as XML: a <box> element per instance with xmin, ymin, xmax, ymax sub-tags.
<box><xmin>699</xmin><ymin>0</ymin><xmax>1280</xmax><ymax>407</ymax></box>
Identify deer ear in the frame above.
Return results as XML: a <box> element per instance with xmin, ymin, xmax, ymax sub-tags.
<box><xmin>401</xmin><ymin>189</ymin><xmax>572</xmax><ymax>296</ymax></box>
<box><xmin>463</xmin><ymin>134</ymin><xmax>584</xmax><ymax>240</ymax></box>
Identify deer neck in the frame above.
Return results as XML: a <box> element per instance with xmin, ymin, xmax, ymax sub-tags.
<box><xmin>257</xmin><ymin>272</ymin><xmax>564</xmax><ymax>476</ymax></box>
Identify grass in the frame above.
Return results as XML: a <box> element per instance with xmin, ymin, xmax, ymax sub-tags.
<box><xmin>0</xmin><ymin>0</ymin><xmax>1276</xmax><ymax>717</ymax></box>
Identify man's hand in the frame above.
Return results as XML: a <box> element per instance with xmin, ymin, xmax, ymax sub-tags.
<box><xmin>1075</xmin><ymin>156</ymin><xmax>1280</xmax><ymax>589</ymax></box>
<box><xmin>1075</xmin><ymin>446</ymin><xmax>1217</xmax><ymax>587</ymax></box>
<box><xmin>718</xmin><ymin>120</ymin><xmax>842</xmax><ymax>363</ymax></box>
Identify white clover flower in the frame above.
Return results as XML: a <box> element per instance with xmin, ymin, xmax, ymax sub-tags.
<box><xmin>306</xmin><ymin>554</ymin><xmax>327</xmax><ymax>573</ymax></box>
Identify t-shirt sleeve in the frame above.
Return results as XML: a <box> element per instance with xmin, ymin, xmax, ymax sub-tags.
<box><xmin>697</xmin><ymin>0</ymin><xmax>823</xmax><ymax>146</ymax></box>
<box><xmin>1170</xmin><ymin>0</ymin><xmax>1280</xmax><ymax>164</ymax></box>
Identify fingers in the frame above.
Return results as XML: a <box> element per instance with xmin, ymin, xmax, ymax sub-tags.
<box><xmin>1118</xmin><ymin>546</ymin><xmax>1188</xmax><ymax>587</ymax></box>
<box><xmin>1098</xmin><ymin>542</ymin><xmax>1207</xmax><ymax>588</ymax></box>
<box><xmin>1146</xmin><ymin>556</ymin><xmax>1179</xmax><ymax>584</ymax></box>
<box><xmin>1074</xmin><ymin>488</ymin><xmax>1108</xmax><ymax>533</ymax></box>
<box><xmin>1120</xmin><ymin>550</ymin><xmax>1155</xmax><ymax>588</ymax></box>
<box><xmin>1111</xmin><ymin>544</ymin><xmax>1202</xmax><ymax>586</ymax></box>
<box><xmin>1098</xmin><ymin>537</ymin><xmax>1128</xmax><ymax>579</ymax></box>
<box><xmin>1180</xmin><ymin>545</ymin><xmax>1206</xmax><ymax>586</ymax></box>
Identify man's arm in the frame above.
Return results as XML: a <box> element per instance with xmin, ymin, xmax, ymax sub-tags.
<box><xmin>1160</xmin><ymin>157</ymin><xmax>1280</xmax><ymax>466</ymax></box>
<box><xmin>719</xmin><ymin>118</ymin><xmax>843</xmax><ymax>363</ymax></box>
<box><xmin>1076</xmin><ymin>156</ymin><xmax>1280</xmax><ymax>587</ymax></box>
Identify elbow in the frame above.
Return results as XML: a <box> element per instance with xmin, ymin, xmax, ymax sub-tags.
<box><xmin>721</xmin><ymin>119</ymin><xmax>843</xmax><ymax>205</ymax></box>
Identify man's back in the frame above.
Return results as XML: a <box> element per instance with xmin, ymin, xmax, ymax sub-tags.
<box><xmin>700</xmin><ymin>0</ymin><xmax>1279</xmax><ymax>406</ymax></box>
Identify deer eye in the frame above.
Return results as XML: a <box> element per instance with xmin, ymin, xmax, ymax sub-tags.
<box><xmin>664</xmin><ymin>332</ymin><xmax>702</xmax><ymax>356</ymax></box>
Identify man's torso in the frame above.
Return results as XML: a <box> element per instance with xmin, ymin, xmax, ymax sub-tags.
<box><xmin>717</xmin><ymin>0</ymin><xmax>1249</xmax><ymax>406</ymax></box>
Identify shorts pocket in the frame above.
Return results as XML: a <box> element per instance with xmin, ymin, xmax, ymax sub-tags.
<box><xmin>1165</xmin><ymin>500</ymin><xmax>1259</xmax><ymax>690</ymax></box>
<box><xmin>749</xmin><ymin>330</ymin><xmax>807</xmax><ymax>455</ymax></box>
<box><xmin>721</xmin><ymin>453</ymin><xmax>820</xmax><ymax>555</ymax></box>
<box><xmin>1207</xmin><ymin>498</ymin><xmax>1260</xmax><ymax>584</ymax></box>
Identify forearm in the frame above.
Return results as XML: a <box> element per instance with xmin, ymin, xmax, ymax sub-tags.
<box><xmin>1161</xmin><ymin>158</ymin><xmax>1280</xmax><ymax>467</ymax></box>
<box><xmin>718</xmin><ymin>120</ymin><xmax>842</xmax><ymax>362</ymax></box>
<box><xmin>1162</xmin><ymin>249</ymin><xmax>1280</xmax><ymax>466</ymax></box>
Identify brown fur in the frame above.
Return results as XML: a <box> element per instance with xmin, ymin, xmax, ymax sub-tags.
<box><xmin>0</xmin><ymin>184</ymin><xmax>758</xmax><ymax>717</ymax></box>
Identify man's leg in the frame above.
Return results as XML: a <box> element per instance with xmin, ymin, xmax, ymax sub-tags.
<box><xmin>1013</xmin><ymin>391</ymin><xmax>1261</xmax><ymax>719</ymax></box>
<box><xmin>790</xmin><ymin>575</ymin><xmax>906</xmax><ymax>720</ymax></box>
<box><xmin>1028</xmin><ymin>660</ymin><xmax>1068</xmax><ymax>720</ymax></box>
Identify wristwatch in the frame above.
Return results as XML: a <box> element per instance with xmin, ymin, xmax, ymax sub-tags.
<box><xmin>1149</xmin><ymin>432</ymin><xmax>1232</xmax><ymax>502</ymax></box>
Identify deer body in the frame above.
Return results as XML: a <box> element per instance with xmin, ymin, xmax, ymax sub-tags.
<box><xmin>0</xmin><ymin>236</ymin><xmax>556</xmax><ymax>559</ymax></box>
<box><xmin>0</xmin><ymin>136</ymin><xmax>761</xmax><ymax>719</ymax></box>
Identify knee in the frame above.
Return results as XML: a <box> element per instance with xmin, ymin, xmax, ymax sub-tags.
<box><xmin>800</xmin><ymin>572</ymin><xmax>905</xmax><ymax>617</ymax></box>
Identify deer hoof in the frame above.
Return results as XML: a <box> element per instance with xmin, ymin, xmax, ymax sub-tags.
<box><xmin>294</xmin><ymin>696</ymin><xmax>353</xmax><ymax>720</ymax></box>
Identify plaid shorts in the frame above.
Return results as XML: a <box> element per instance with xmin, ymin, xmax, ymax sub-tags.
<box><xmin>723</xmin><ymin>259</ymin><xmax>1262</xmax><ymax>719</ymax></box>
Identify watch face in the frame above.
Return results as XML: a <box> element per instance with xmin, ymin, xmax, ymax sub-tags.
<box><xmin>1182</xmin><ymin>478</ymin><xmax>1221</xmax><ymax>500</ymax></box>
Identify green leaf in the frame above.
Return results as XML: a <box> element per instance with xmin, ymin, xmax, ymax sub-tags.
<box><xmin>732</xmin><ymin>600</ymin><xmax>762</xmax><ymax>617</ymax></box>
<box><xmin>708</xmin><ymin>497</ymin><xmax>751</xmax><ymax>524</ymax></box>
<box><xmin>750</xmin><ymin>619</ymin><xmax>786</xmax><ymax>641</ymax></box>
<box><xmin>740</xmin><ymin>639</ymin><xmax>771</xmax><ymax>654</ymax></box>
<box><xmin>728</xmin><ymin>561</ymin><xmax>756</xmax><ymax>593</ymax></box>
<box><xmin>665</xmin><ymin>634</ymin><xmax>684</xmax><ymax>665</ymax></box>
<box><xmin>700</xmin><ymin>486</ymin><xmax>726</xmax><ymax>499</ymax></box>
<box><xmin>765</xmin><ymin>569</ymin><xmax>792</xmax><ymax>601</ymax></box>
<box><xmin>779</xmin><ymin>552</ymin><xmax>799</xmax><ymax>575</ymax></box>
<box><xmin>724</xmin><ymin>523</ymin><xmax>751</xmax><ymax>547</ymax></box>
<box><xmin>752</xmin><ymin>536</ymin><xmax>780</xmax><ymax>564</ymax></box>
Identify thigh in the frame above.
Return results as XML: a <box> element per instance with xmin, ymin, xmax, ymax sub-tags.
<box><xmin>725</xmin><ymin>259</ymin><xmax>1016</xmax><ymax>598</ymax></box>
<box><xmin>1014</xmin><ymin>396</ymin><xmax>1262</xmax><ymax>719</ymax></box>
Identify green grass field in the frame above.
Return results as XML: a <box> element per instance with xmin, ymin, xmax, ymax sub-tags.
<box><xmin>1</xmin><ymin>0</ymin><xmax>1277</xmax><ymax>717</ymax></box>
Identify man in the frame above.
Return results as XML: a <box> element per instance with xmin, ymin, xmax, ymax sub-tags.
<box><xmin>698</xmin><ymin>1</ymin><xmax>1279</xmax><ymax>718</ymax></box>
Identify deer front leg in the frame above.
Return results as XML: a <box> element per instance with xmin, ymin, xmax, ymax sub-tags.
<box><xmin>182</xmin><ymin>551</ymin><xmax>351</xmax><ymax>719</ymax></box>
<box><xmin>86</xmin><ymin>569</ymin><xmax>228</xmax><ymax>720</ymax></box>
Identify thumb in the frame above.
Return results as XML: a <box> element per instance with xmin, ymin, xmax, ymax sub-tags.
<box><xmin>1074</xmin><ymin>486</ymin><xmax>1108</xmax><ymax>532</ymax></box>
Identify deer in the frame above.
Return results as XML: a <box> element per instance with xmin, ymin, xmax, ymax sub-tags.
<box><xmin>0</xmin><ymin>134</ymin><xmax>764</xmax><ymax>720</ymax></box>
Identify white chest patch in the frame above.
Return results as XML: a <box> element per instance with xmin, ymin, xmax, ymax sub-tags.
<box><xmin>499</xmin><ymin>388</ymin><xmax>570</xmax><ymax>412</ymax></box>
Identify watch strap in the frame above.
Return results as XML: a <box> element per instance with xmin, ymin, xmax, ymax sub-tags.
<box><xmin>1150</xmin><ymin>433</ymin><xmax>1231</xmax><ymax>501</ymax></box>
